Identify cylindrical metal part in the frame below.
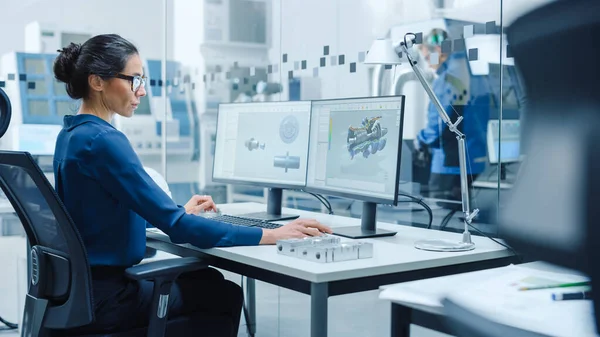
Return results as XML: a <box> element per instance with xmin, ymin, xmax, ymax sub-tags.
<box><xmin>273</xmin><ymin>154</ymin><xmax>301</xmax><ymax>171</ymax></box>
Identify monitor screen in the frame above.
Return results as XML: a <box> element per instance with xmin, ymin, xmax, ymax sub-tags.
<box><xmin>306</xmin><ymin>96</ymin><xmax>405</xmax><ymax>205</ymax></box>
<box><xmin>487</xmin><ymin>119</ymin><xmax>520</xmax><ymax>164</ymax></box>
<box><xmin>213</xmin><ymin>101</ymin><xmax>312</xmax><ymax>188</ymax></box>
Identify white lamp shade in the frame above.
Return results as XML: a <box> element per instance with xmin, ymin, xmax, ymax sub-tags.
<box><xmin>364</xmin><ymin>38</ymin><xmax>403</xmax><ymax>65</ymax></box>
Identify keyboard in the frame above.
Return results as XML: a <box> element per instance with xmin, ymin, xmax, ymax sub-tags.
<box><xmin>208</xmin><ymin>214</ymin><xmax>283</xmax><ymax>230</ymax></box>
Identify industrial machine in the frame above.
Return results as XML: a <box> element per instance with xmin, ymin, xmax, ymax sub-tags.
<box><xmin>24</xmin><ymin>21</ymin><xmax>93</xmax><ymax>54</ymax></box>
<box><xmin>0</xmin><ymin>52</ymin><xmax>73</xmax><ymax>157</ymax></box>
<box><xmin>0</xmin><ymin>51</ymin><xmax>202</xmax><ymax>204</ymax></box>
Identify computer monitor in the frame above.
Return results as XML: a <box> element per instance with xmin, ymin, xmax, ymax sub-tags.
<box><xmin>213</xmin><ymin>101</ymin><xmax>312</xmax><ymax>221</ymax></box>
<box><xmin>306</xmin><ymin>96</ymin><xmax>405</xmax><ymax>238</ymax></box>
<box><xmin>487</xmin><ymin>119</ymin><xmax>520</xmax><ymax>180</ymax></box>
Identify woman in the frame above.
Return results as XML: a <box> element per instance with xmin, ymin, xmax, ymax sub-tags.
<box><xmin>52</xmin><ymin>34</ymin><xmax>331</xmax><ymax>336</ymax></box>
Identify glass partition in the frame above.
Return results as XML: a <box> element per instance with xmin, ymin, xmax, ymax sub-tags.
<box><xmin>0</xmin><ymin>0</ymin><xmax>548</xmax><ymax>335</ymax></box>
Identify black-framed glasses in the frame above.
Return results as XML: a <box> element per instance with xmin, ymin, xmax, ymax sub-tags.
<box><xmin>114</xmin><ymin>73</ymin><xmax>147</xmax><ymax>92</ymax></box>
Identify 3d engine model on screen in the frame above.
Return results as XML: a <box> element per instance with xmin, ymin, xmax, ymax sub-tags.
<box><xmin>244</xmin><ymin>138</ymin><xmax>265</xmax><ymax>151</ymax></box>
<box><xmin>273</xmin><ymin>151</ymin><xmax>300</xmax><ymax>172</ymax></box>
<box><xmin>347</xmin><ymin>116</ymin><xmax>388</xmax><ymax>159</ymax></box>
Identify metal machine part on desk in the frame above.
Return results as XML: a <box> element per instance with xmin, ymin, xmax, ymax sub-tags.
<box><xmin>277</xmin><ymin>236</ymin><xmax>374</xmax><ymax>263</ymax></box>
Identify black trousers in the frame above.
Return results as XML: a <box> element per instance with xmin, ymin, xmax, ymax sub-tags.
<box><xmin>56</xmin><ymin>267</ymin><xmax>243</xmax><ymax>336</ymax></box>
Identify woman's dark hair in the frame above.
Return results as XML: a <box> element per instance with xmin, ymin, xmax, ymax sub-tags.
<box><xmin>54</xmin><ymin>34</ymin><xmax>138</xmax><ymax>100</ymax></box>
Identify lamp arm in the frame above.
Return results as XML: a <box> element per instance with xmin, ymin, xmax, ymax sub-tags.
<box><xmin>399</xmin><ymin>42</ymin><xmax>464</xmax><ymax>136</ymax></box>
<box><xmin>399</xmin><ymin>41</ymin><xmax>478</xmax><ymax>243</ymax></box>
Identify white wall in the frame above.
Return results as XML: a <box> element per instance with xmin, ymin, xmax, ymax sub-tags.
<box><xmin>275</xmin><ymin>0</ymin><xmax>365</xmax><ymax>99</ymax></box>
<box><xmin>271</xmin><ymin>0</ymin><xmax>436</xmax><ymax>100</ymax></box>
<box><xmin>0</xmin><ymin>0</ymin><xmax>174</xmax><ymax>60</ymax></box>
<box><xmin>172</xmin><ymin>0</ymin><xmax>204</xmax><ymax>68</ymax></box>
<box><xmin>447</xmin><ymin>0</ymin><xmax>556</xmax><ymax>24</ymax></box>
<box><xmin>172</xmin><ymin>0</ymin><xmax>205</xmax><ymax>111</ymax></box>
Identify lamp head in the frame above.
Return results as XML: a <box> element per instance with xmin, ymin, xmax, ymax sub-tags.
<box><xmin>364</xmin><ymin>38</ymin><xmax>403</xmax><ymax>65</ymax></box>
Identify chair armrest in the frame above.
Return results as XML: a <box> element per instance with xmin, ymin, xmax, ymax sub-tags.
<box><xmin>125</xmin><ymin>257</ymin><xmax>208</xmax><ymax>281</ymax></box>
<box><xmin>125</xmin><ymin>257</ymin><xmax>208</xmax><ymax>336</ymax></box>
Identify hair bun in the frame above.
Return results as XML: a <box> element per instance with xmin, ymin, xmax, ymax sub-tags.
<box><xmin>53</xmin><ymin>43</ymin><xmax>82</xmax><ymax>84</ymax></box>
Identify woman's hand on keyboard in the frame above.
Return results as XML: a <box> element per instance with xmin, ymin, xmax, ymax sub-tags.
<box><xmin>259</xmin><ymin>219</ymin><xmax>333</xmax><ymax>244</ymax></box>
<box><xmin>184</xmin><ymin>195</ymin><xmax>218</xmax><ymax>214</ymax></box>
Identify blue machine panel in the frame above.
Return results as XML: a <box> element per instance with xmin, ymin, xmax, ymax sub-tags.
<box><xmin>147</xmin><ymin>60</ymin><xmax>192</xmax><ymax>138</ymax></box>
<box><xmin>170</xmin><ymin>100</ymin><xmax>191</xmax><ymax>136</ymax></box>
<box><xmin>16</xmin><ymin>53</ymin><xmax>76</xmax><ymax>125</ymax></box>
<box><xmin>146</xmin><ymin>60</ymin><xmax>162</xmax><ymax>97</ymax></box>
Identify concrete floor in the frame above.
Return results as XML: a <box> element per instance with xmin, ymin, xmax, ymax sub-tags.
<box><xmin>0</xmin><ymin>235</ymin><xmax>448</xmax><ymax>337</ymax></box>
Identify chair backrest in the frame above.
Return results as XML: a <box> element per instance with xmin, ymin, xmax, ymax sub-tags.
<box><xmin>144</xmin><ymin>166</ymin><xmax>172</xmax><ymax>198</ymax></box>
<box><xmin>0</xmin><ymin>151</ymin><xmax>93</xmax><ymax>329</ymax></box>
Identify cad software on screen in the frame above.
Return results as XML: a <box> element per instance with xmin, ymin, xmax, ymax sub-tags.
<box><xmin>213</xmin><ymin>101</ymin><xmax>311</xmax><ymax>187</ymax></box>
<box><xmin>306</xmin><ymin>97</ymin><xmax>403</xmax><ymax>201</ymax></box>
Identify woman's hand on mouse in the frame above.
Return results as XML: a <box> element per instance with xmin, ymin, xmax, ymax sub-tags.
<box><xmin>259</xmin><ymin>218</ymin><xmax>333</xmax><ymax>245</ymax></box>
<box><xmin>184</xmin><ymin>195</ymin><xmax>218</xmax><ymax>214</ymax></box>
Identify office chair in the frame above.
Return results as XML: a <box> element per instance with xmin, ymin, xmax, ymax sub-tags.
<box><xmin>503</xmin><ymin>0</ymin><xmax>600</xmax><ymax>330</ymax></box>
<box><xmin>441</xmin><ymin>298</ymin><xmax>547</xmax><ymax>337</ymax></box>
<box><xmin>0</xmin><ymin>151</ymin><xmax>230</xmax><ymax>337</ymax></box>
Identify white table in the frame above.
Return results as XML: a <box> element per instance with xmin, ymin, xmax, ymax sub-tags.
<box><xmin>473</xmin><ymin>180</ymin><xmax>514</xmax><ymax>189</ymax></box>
<box><xmin>380</xmin><ymin>262</ymin><xmax>597</xmax><ymax>337</ymax></box>
<box><xmin>146</xmin><ymin>202</ymin><xmax>516</xmax><ymax>337</ymax></box>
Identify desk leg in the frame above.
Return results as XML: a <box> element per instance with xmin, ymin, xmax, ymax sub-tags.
<box><xmin>245</xmin><ymin>278</ymin><xmax>257</xmax><ymax>336</ymax></box>
<box><xmin>310</xmin><ymin>282</ymin><xmax>328</xmax><ymax>337</ymax></box>
<box><xmin>391</xmin><ymin>304</ymin><xmax>411</xmax><ymax>337</ymax></box>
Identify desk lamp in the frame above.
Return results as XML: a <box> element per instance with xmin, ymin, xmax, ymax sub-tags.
<box><xmin>365</xmin><ymin>34</ymin><xmax>477</xmax><ymax>252</ymax></box>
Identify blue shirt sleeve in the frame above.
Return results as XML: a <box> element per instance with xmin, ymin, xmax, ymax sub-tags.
<box><xmin>417</xmin><ymin>70</ymin><xmax>463</xmax><ymax>147</ymax></box>
<box><xmin>417</xmin><ymin>100</ymin><xmax>443</xmax><ymax>147</ymax></box>
<box><xmin>84</xmin><ymin>129</ymin><xmax>263</xmax><ymax>248</ymax></box>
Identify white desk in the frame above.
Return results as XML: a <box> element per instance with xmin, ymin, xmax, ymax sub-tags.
<box><xmin>379</xmin><ymin>262</ymin><xmax>597</xmax><ymax>337</ymax></box>
<box><xmin>473</xmin><ymin>180</ymin><xmax>513</xmax><ymax>189</ymax></box>
<box><xmin>146</xmin><ymin>202</ymin><xmax>516</xmax><ymax>337</ymax></box>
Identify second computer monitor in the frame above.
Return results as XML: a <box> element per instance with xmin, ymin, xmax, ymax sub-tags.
<box><xmin>487</xmin><ymin>119</ymin><xmax>521</xmax><ymax>164</ymax></box>
<box><xmin>213</xmin><ymin>101</ymin><xmax>312</xmax><ymax>221</ymax></box>
<box><xmin>306</xmin><ymin>96</ymin><xmax>405</xmax><ymax>238</ymax></box>
<box><xmin>487</xmin><ymin>119</ymin><xmax>520</xmax><ymax>182</ymax></box>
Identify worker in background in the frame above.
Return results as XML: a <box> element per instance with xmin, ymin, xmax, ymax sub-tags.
<box><xmin>52</xmin><ymin>34</ymin><xmax>331</xmax><ymax>336</ymax></box>
<box><xmin>415</xmin><ymin>28</ymin><xmax>489</xmax><ymax>203</ymax></box>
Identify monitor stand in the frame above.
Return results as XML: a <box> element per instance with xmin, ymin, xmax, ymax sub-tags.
<box><xmin>238</xmin><ymin>188</ymin><xmax>300</xmax><ymax>222</ymax></box>
<box><xmin>487</xmin><ymin>163</ymin><xmax>508</xmax><ymax>182</ymax></box>
<box><xmin>332</xmin><ymin>202</ymin><xmax>397</xmax><ymax>239</ymax></box>
<box><xmin>500</xmin><ymin>163</ymin><xmax>507</xmax><ymax>181</ymax></box>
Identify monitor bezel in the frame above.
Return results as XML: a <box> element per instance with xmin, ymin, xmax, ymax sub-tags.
<box><xmin>303</xmin><ymin>95</ymin><xmax>405</xmax><ymax>206</ymax></box>
<box><xmin>212</xmin><ymin>100</ymin><xmax>313</xmax><ymax>190</ymax></box>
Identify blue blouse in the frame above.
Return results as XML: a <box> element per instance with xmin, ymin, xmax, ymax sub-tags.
<box><xmin>53</xmin><ymin>114</ymin><xmax>262</xmax><ymax>267</ymax></box>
